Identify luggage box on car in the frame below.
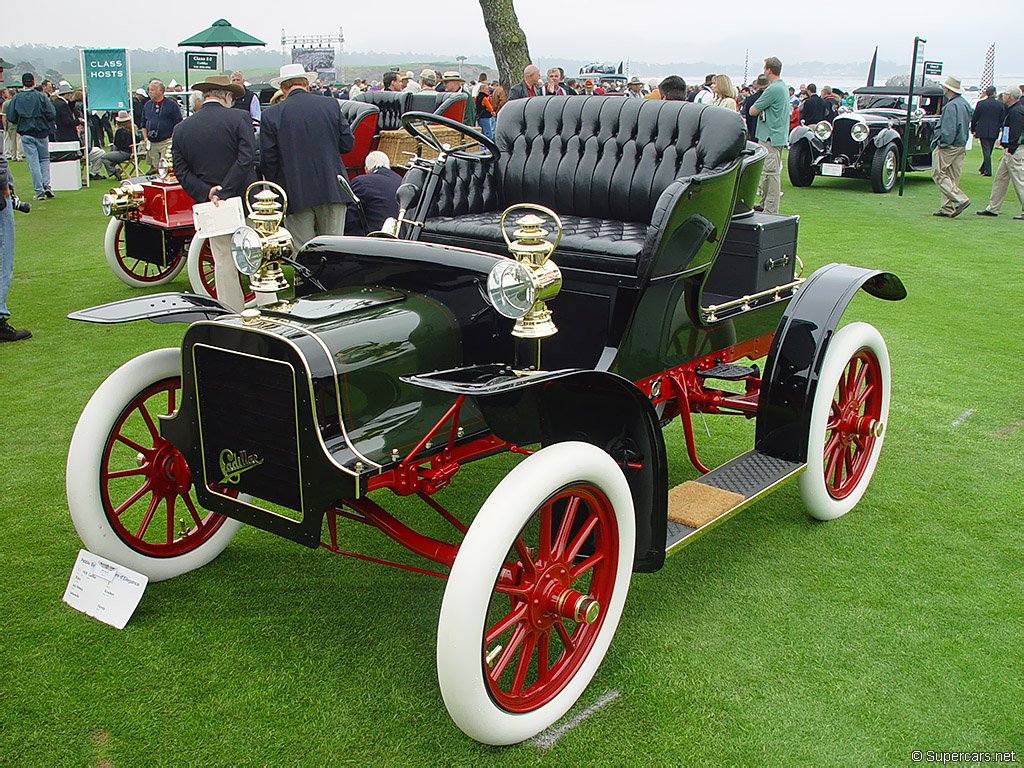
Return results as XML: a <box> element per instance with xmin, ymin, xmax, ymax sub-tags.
<box><xmin>704</xmin><ymin>212</ymin><xmax>798</xmax><ymax>297</ymax></box>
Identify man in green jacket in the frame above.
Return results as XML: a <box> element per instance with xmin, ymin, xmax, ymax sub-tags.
<box><xmin>931</xmin><ymin>75</ymin><xmax>973</xmax><ymax>217</ymax></box>
<box><xmin>749</xmin><ymin>56</ymin><xmax>788</xmax><ymax>214</ymax></box>
<box><xmin>7</xmin><ymin>73</ymin><xmax>56</xmax><ymax>200</ymax></box>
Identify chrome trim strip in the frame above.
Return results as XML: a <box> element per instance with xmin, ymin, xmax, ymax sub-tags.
<box><xmin>665</xmin><ymin>462</ymin><xmax>807</xmax><ymax>556</ymax></box>
<box><xmin>192</xmin><ymin>343</ymin><xmax>305</xmax><ymax>522</ymax></box>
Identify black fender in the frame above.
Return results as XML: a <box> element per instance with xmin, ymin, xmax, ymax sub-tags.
<box><xmin>873</xmin><ymin>128</ymin><xmax>902</xmax><ymax>151</ymax></box>
<box><xmin>755</xmin><ymin>263</ymin><xmax>906</xmax><ymax>462</ymax></box>
<box><xmin>67</xmin><ymin>292</ymin><xmax>231</xmax><ymax>325</ymax></box>
<box><xmin>404</xmin><ymin>366</ymin><xmax>668</xmax><ymax>572</ymax></box>
<box><xmin>787</xmin><ymin>127</ymin><xmax>824</xmax><ymax>157</ymax></box>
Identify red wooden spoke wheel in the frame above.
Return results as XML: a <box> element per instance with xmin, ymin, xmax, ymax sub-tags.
<box><xmin>438</xmin><ymin>442</ymin><xmax>635</xmax><ymax>745</ymax></box>
<box><xmin>67</xmin><ymin>349</ymin><xmax>242</xmax><ymax>581</ymax></box>
<box><xmin>799</xmin><ymin>322</ymin><xmax>891</xmax><ymax>521</ymax></box>
<box><xmin>104</xmin><ymin>219</ymin><xmax>186</xmax><ymax>287</ymax></box>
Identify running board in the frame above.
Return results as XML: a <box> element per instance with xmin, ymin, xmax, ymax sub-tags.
<box><xmin>665</xmin><ymin>450</ymin><xmax>804</xmax><ymax>555</ymax></box>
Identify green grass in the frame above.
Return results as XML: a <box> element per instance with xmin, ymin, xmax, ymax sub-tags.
<box><xmin>1</xmin><ymin>152</ymin><xmax>1022</xmax><ymax>765</ymax></box>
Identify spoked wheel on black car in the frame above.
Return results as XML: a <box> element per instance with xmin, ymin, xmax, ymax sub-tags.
<box><xmin>787</xmin><ymin>140</ymin><xmax>815</xmax><ymax>187</ymax></box>
<box><xmin>66</xmin><ymin>348</ymin><xmax>243</xmax><ymax>581</ymax></box>
<box><xmin>870</xmin><ymin>143</ymin><xmax>899</xmax><ymax>193</ymax></box>
<box><xmin>104</xmin><ymin>219</ymin><xmax>187</xmax><ymax>287</ymax></box>
<box><xmin>401</xmin><ymin>111</ymin><xmax>500</xmax><ymax>163</ymax></box>
<box><xmin>799</xmin><ymin>322</ymin><xmax>891</xmax><ymax>520</ymax></box>
<box><xmin>437</xmin><ymin>442</ymin><xmax>635</xmax><ymax>745</ymax></box>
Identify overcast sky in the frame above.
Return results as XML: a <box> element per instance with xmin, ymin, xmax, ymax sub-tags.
<box><xmin>7</xmin><ymin>0</ymin><xmax>1023</xmax><ymax>76</ymax></box>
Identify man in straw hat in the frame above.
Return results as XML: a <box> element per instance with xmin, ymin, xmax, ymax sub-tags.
<box><xmin>930</xmin><ymin>75</ymin><xmax>973</xmax><ymax>217</ymax></box>
<box><xmin>171</xmin><ymin>74</ymin><xmax>256</xmax><ymax>312</ymax></box>
<box><xmin>441</xmin><ymin>71</ymin><xmax>475</xmax><ymax>126</ymax></box>
<box><xmin>87</xmin><ymin>110</ymin><xmax>135</xmax><ymax>180</ymax></box>
<box><xmin>260</xmin><ymin>63</ymin><xmax>354</xmax><ymax>251</ymax></box>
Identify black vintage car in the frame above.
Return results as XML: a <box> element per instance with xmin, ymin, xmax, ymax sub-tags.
<box><xmin>788</xmin><ymin>85</ymin><xmax>945</xmax><ymax>192</ymax></box>
<box><xmin>65</xmin><ymin>98</ymin><xmax>905</xmax><ymax>746</ymax></box>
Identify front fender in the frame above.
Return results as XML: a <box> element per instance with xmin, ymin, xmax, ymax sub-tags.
<box><xmin>873</xmin><ymin>128</ymin><xmax>902</xmax><ymax>150</ymax></box>
<box><xmin>405</xmin><ymin>365</ymin><xmax>668</xmax><ymax>572</ymax></box>
<box><xmin>755</xmin><ymin>263</ymin><xmax>906</xmax><ymax>461</ymax></box>
<box><xmin>67</xmin><ymin>292</ymin><xmax>232</xmax><ymax>325</ymax></box>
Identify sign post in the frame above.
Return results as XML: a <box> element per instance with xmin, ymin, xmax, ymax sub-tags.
<box><xmin>923</xmin><ymin>61</ymin><xmax>943</xmax><ymax>77</ymax></box>
<box><xmin>81</xmin><ymin>48</ymin><xmax>134</xmax><ymax>186</ymax></box>
<box><xmin>898</xmin><ymin>36</ymin><xmax>927</xmax><ymax>197</ymax></box>
<box><xmin>184</xmin><ymin>51</ymin><xmax>219</xmax><ymax>109</ymax></box>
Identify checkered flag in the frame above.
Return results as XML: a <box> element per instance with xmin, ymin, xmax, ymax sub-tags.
<box><xmin>980</xmin><ymin>43</ymin><xmax>995</xmax><ymax>91</ymax></box>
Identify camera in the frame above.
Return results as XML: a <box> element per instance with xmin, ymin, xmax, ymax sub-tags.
<box><xmin>9</xmin><ymin>185</ymin><xmax>30</xmax><ymax>214</ymax></box>
<box><xmin>147</xmin><ymin>129</ymin><xmax>160</xmax><ymax>142</ymax></box>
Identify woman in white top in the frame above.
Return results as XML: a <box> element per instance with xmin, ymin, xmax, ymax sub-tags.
<box><xmin>711</xmin><ymin>74</ymin><xmax>738</xmax><ymax>112</ymax></box>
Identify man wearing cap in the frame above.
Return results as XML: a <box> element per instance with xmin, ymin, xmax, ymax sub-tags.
<box><xmin>54</xmin><ymin>82</ymin><xmax>81</xmax><ymax>143</ymax></box>
<box><xmin>401</xmin><ymin>71</ymin><xmax>419</xmax><ymax>94</ymax></box>
<box><xmin>230</xmin><ymin>71</ymin><xmax>261</xmax><ymax>123</ymax></box>
<box><xmin>509</xmin><ymin>65</ymin><xmax>543</xmax><ymax>101</ymax></box>
<box><xmin>441</xmin><ymin>71</ymin><xmax>475</xmax><ymax>126</ymax></box>
<box><xmin>88</xmin><ymin>110</ymin><xmax>135</xmax><ymax>180</ymax></box>
<box><xmin>7</xmin><ymin>73</ymin><xmax>56</xmax><ymax>199</ymax></box>
<box><xmin>260</xmin><ymin>63</ymin><xmax>355</xmax><ymax>251</ymax></box>
<box><xmin>418</xmin><ymin>69</ymin><xmax>437</xmax><ymax>93</ymax></box>
<box><xmin>749</xmin><ymin>57</ymin><xmax>789</xmax><ymax>214</ymax></box>
<box><xmin>976</xmin><ymin>86</ymin><xmax>1024</xmax><ymax>220</ymax></box>
<box><xmin>142</xmin><ymin>79</ymin><xmax>182</xmax><ymax>172</ymax></box>
<box><xmin>931</xmin><ymin>75</ymin><xmax>973</xmax><ymax>218</ymax></box>
<box><xmin>172</xmin><ymin>74</ymin><xmax>256</xmax><ymax>312</ymax></box>
<box><xmin>693</xmin><ymin>74</ymin><xmax>715</xmax><ymax>104</ymax></box>
<box><xmin>741</xmin><ymin>74</ymin><xmax>768</xmax><ymax>138</ymax></box>
<box><xmin>625</xmin><ymin>76</ymin><xmax>645</xmax><ymax>99</ymax></box>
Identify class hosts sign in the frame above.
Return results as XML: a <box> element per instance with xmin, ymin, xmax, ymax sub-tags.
<box><xmin>82</xmin><ymin>48</ymin><xmax>130</xmax><ymax>110</ymax></box>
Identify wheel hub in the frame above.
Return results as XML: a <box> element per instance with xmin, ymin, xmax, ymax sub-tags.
<box><xmin>149</xmin><ymin>439</ymin><xmax>192</xmax><ymax>496</ymax></box>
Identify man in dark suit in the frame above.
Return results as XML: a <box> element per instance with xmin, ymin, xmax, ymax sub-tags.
<box><xmin>799</xmin><ymin>83</ymin><xmax>827</xmax><ymax>125</ymax></box>
<box><xmin>172</xmin><ymin>74</ymin><xmax>257</xmax><ymax>312</ymax></box>
<box><xmin>260</xmin><ymin>63</ymin><xmax>354</xmax><ymax>249</ymax></box>
<box><xmin>508</xmin><ymin>65</ymin><xmax>543</xmax><ymax>100</ymax></box>
<box><xmin>971</xmin><ymin>86</ymin><xmax>1006</xmax><ymax>176</ymax></box>
<box><xmin>345</xmin><ymin>151</ymin><xmax>402</xmax><ymax>236</ymax></box>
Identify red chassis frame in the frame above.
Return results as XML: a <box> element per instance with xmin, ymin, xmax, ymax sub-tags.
<box><xmin>319</xmin><ymin>331</ymin><xmax>777</xmax><ymax>575</ymax></box>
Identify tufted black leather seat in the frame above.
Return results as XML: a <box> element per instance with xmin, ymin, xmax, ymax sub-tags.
<box><xmin>353</xmin><ymin>91</ymin><xmax>407</xmax><ymax>131</ymax></box>
<box><xmin>412</xmin><ymin>96</ymin><xmax>749</xmax><ymax>277</ymax></box>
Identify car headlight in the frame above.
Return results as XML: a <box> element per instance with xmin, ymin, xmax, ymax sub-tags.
<box><xmin>486</xmin><ymin>260</ymin><xmax>535</xmax><ymax>319</ymax></box>
<box><xmin>850</xmin><ymin>122</ymin><xmax>870</xmax><ymax>142</ymax></box>
<box><xmin>813</xmin><ymin>121</ymin><xmax>833</xmax><ymax>141</ymax></box>
<box><xmin>231</xmin><ymin>226</ymin><xmax>265</xmax><ymax>275</ymax></box>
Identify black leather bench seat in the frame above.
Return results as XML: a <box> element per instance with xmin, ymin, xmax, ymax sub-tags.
<box><xmin>421</xmin><ymin>212</ymin><xmax>651</xmax><ymax>275</ymax></box>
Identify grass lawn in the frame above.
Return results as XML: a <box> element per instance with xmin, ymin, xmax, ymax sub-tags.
<box><xmin>1</xmin><ymin>150</ymin><xmax>1021</xmax><ymax>765</ymax></box>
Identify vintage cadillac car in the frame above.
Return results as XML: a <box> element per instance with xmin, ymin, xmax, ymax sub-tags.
<box><xmin>788</xmin><ymin>85</ymin><xmax>944</xmax><ymax>193</ymax></box>
<box><xmin>66</xmin><ymin>97</ymin><xmax>905</xmax><ymax>745</ymax></box>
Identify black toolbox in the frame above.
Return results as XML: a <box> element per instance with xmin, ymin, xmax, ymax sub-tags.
<box><xmin>704</xmin><ymin>212</ymin><xmax>798</xmax><ymax>296</ymax></box>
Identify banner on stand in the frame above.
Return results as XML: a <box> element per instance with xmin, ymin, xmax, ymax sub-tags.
<box><xmin>82</xmin><ymin>48</ymin><xmax>130</xmax><ymax>110</ymax></box>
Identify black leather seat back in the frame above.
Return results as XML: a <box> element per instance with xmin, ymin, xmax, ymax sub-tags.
<box><xmin>406</xmin><ymin>92</ymin><xmax>445</xmax><ymax>113</ymax></box>
<box><xmin>494</xmin><ymin>96</ymin><xmax>746</xmax><ymax>224</ymax></box>
<box><xmin>354</xmin><ymin>91</ymin><xmax>408</xmax><ymax>131</ymax></box>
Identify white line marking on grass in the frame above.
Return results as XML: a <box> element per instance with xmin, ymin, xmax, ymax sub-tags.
<box><xmin>952</xmin><ymin>409</ymin><xmax>976</xmax><ymax>427</ymax></box>
<box><xmin>531</xmin><ymin>689</ymin><xmax>621</xmax><ymax>749</ymax></box>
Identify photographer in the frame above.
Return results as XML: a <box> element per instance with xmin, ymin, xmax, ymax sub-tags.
<box><xmin>0</xmin><ymin>153</ymin><xmax>31</xmax><ymax>341</ymax></box>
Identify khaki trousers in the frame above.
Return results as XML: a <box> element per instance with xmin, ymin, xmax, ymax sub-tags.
<box><xmin>984</xmin><ymin>149</ymin><xmax>1024</xmax><ymax>214</ymax></box>
<box><xmin>931</xmin><ymin>145</ymin><xmax>968</xmax><ymax>213</ymax></box>
<box><xmin>3</xmin><ymin>125</ymin><xmax>22</xmax><ymax>161</ymax></box>
<box><xmin>207</xmin><ymin>233</ymin><xmax>246</xmax><ymax>313</ymax></box>
<box><xmin>757</xmin><ymin>141</ymin><xmax>783</xmax><ymax>214</ymax></box>
<box><xmin>145</xmin><ymin>138</ymin><xmax>172</xmax><ymax>170</ymax></box>
<box><xmin>286</xmin><ymin>203</ymin><xmax>347</xmax><ymax>251</ymax></box>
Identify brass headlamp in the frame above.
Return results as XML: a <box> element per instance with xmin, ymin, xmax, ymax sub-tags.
<box><xmin>101</xmin><ymin>182</ymin><xmax>144</xmax><ymax>217</ymax></box>
<box><xmin>230</xmin><ymin>182</ymin><xmax>293</xmax><ymax>295</ymax></box>
<box><xmin>486</xmin><ymin>204</ymin><xmax>563</xmax><ymax>339</ymax></box>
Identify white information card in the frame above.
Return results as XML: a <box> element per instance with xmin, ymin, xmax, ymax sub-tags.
<box><xmin>62</xmin><ymin>549</ymin><xmax>149</xmax><ymax>629</ymax></box>
<box><xmin>192</xmin><ymin>196</ymin><xmax>245</xmax><ymax>238</ymax></box>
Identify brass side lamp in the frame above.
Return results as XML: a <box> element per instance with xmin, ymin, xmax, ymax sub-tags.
<box><xmin>486</xmin><ymin>204</ymin><xmax>563</xmax><ymax>339</ymax></box>
<box><xmin>101</xmin><ymin>182</ymin><xmax>144</xmax><ymax>217</ymax></box>
<box><xmin>230</xmin><ymin>182</ymin><xmax>294</xmax><ymax>296</ymax></box>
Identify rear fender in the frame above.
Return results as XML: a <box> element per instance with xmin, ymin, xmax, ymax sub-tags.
<box><xmin>755</xmin><ymin>263</ymin><xmax>906</xmax><ymax>461</ymax></box>
<box><xmin>68</xmin><ymin>292</ymin><xmax>231</xmax><ymax>325</ymax></box>
<box><xmin>405</xmin><ymin>366</ymin><xmax>668</xmax><ymax>572</ymax></box>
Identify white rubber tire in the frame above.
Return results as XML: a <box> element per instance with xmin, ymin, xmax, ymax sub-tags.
<box><xmin>437</xmin><ymin>442</ymin><xmax>635</xmax><ymax>745</ymax></box>
<box><xmin>186</xmin><ymin>235</ymin><xmax>214</xmax><ymax>298</ymax></box>
<box><xmin>799</xmin><ymin>322</ymin><xmax>891</xmax><ymax>521</ymax></box>
<box><xmin>66</xmin><ymin>348</ymin><xmax>242</xmax><ymax>581</ymax></box>
<box><xmin>104</xmin><ymin>218</ymin><xmax>186</xmax><ymax>287</ymax></box>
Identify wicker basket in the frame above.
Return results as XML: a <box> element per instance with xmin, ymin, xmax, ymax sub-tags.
<box><xmin>376</xmin><ymin>126</ymin><xmax>479</xmax><ymax>168</ymax></box>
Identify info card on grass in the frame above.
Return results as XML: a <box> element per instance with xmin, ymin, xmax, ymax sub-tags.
<box><xmin>63</xmin><ymin>550</ymin><xmax>148</xmax><ymax>629</ymax></box>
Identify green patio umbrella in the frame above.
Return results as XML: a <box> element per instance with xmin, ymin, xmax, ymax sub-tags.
<box><xmin>178</xmin><ymin>19</ymin><xmax>266</xmax><ymax>73</ymax></box>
